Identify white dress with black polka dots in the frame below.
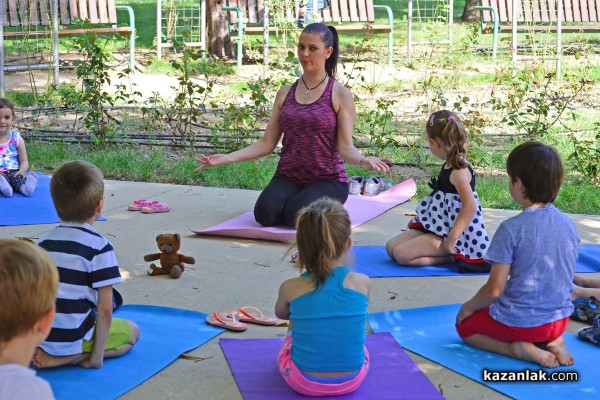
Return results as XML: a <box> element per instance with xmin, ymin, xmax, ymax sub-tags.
<box><xmin>409</xmin><ymin>164</ymin><xmax>490</xmax><ymax>265</ymax></box>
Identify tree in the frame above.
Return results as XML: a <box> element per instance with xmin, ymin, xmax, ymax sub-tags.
<box><xmin>462</xmin><ymin>0</ymin><xmax>480</xmax><ymax>21</ymax></box>
<box><xmin>206</xmin><ymin>0</ymin><xmax>235</xmax><ymax>58</ymax></box>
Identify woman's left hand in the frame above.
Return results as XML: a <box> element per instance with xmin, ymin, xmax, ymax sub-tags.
<box><xmin>360</xmin><ymin>156</ymin><xmax>392</xmax><ymax>172</ymax></box>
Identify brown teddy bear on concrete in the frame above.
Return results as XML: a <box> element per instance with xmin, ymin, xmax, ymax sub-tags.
<box><xmin>144</xmin><ymin>233</ymin><xmax>195</xmax><ymax>279</ymax></box>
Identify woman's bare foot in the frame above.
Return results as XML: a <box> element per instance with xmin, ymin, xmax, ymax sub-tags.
<box><xmin>546</xmin><ymin>336</ymin><xmax>575</xmax><ymax>366</ymax></box>
<box><xmin>31</xmin><ymin>347</ymin><xmax>86</xmax><ymax>368</ymax></box>
<box><xmin>511</xmin><ymin>341</ymin><xmax>559</xmax><ymax>368</ymax></box>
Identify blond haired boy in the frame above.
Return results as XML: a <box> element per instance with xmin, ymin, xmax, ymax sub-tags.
<box><xmin>0</xmin><ymin>239</ymin><xmax>57</xmax><ymax>399</ymax></box>
<box><xmin>33</xmin><ymin>160</ymin><xmax>140</xmax><ymax>369</ymax></box>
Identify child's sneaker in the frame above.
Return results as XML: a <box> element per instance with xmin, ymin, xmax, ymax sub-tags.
<box><xmin>349</xmin><ymin>176</ymin><xmax>366</xmax><ymax>195</ymax></box>
<box><xmin>363</xmin><ymin>176</ymin><xmax>392</xmax><ymax>197</ymax></box>
<box><xmin>578</xmin><ymin>315</ymin><xmax>600</xmax><ymax>345</ymax></box>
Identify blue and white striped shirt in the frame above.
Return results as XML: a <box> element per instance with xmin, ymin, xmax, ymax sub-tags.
<box><xmin>38</xmin><ymin>223</ymin><xmax>122</xmax><ymax>356</ymax></box>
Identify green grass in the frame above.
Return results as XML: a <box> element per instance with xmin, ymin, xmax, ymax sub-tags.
<box><xmin>144</xmin><ymin>58</ymin><xmax>235</xmax><ymax>76</ymax></box>
<box><xmin>125</xmin><ymin>0</ymin><xmax>158</xmax><ymax>49</ymax></box>
<box><xmin>26</xmin><ymin>140</ymin><xmax>600</xmax><ymax>215</ymax></box>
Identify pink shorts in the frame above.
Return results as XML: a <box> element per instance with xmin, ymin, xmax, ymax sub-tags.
<box><xmin>277</xmin><ymin>336</ymin><xmax>370</xmax><ymax>397</ymax></box>
<box><xmin>456</xmin><ymin>306</ymin><xmax>570</xmax><ymax>343</ymax></box>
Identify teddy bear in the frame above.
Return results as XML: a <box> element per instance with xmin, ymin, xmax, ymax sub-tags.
<box><xmin>144</xmin><ymin>233</ymin><xmax>195</xmax><ymax>279</ymax></box>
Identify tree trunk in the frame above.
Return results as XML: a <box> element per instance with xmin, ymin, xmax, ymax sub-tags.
<box><xmin>206</xmin><ymin>0</ymin><xmax>235</xmax><ymax>58</ymax></box>
<box><xmin>462</xmin><ymin>0</ymin><xmax>480</xmax><ymax>22</ymax></box>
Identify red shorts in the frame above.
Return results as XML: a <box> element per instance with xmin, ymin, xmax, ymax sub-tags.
<box><xmin>456</xmin><ymin>306</ymin><xmax>569</xmax><ymax>344</ymax></box>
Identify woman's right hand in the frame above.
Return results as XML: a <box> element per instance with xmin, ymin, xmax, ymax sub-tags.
<box><xmin>194</xmin><ymin>154</ymin><xmax>229</xmax><ymax>172</ymax></box>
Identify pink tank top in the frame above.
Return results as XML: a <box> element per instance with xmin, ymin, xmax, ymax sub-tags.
<box><xmin>275</xmin><ymin>78</ymin><xmax>349</xmax><ymax>185</ymax></box>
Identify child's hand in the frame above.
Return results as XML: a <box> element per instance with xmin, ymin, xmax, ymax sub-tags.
<box><xmin>442</xmin><ymin>237</ymin><xmax>457</xmax><ymax>254</ymax></box>
<box><xmin>79</xmin><ymin>358</ymin><xmax>103</xmax><ymax>369</ymax></box>
<box><xmin>456</xmin><ymin>303</ymin><xmax>474</xmax><ymax>324</ymax></box>
<box><xmin>15</xmin><ymin>170</ymin><xmax>26</xmax><ymax>178</ymax></box>
<box><xmin>78</xmin><ymin>353</ymin><xmax>103</xmax><ymax>369</ymax></box>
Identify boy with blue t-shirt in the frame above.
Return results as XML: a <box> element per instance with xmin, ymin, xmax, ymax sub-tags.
<box><xmin>32</xmin><ymin>160</ymin><xmax>140</xmax><ymax>369</ymax></box>
<box><xmin>456</xmin><ymin>141</ymin><xmax>579</xmax><ymax>368</ymax></box>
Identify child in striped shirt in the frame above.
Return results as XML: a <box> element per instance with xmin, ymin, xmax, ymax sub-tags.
<box><xmin>32</xmin><ymin>160</ymin><xmax>139</xmax><ymax>369</ymax></box>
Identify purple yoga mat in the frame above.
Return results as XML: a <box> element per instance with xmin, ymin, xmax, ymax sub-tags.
<box><xmin>192</xmin><ymin>179</ymin><xmax>416</xmax><ymax>242</ymax></box>
<box><xmin>220</xmin><ymin>332</ymin><xmax>445</xmax><ymax>400</ymax></box>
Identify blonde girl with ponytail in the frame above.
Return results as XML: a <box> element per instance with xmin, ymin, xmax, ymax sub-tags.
<box><xmin>275</xmin><ymin>198</ymin><xmax>371</xmax><ymax>397</ymax></box>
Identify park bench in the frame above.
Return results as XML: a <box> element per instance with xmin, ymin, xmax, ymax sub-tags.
<box><xmin>0</xmin><ymin>0</ymin><xmax>135</xmax><ymax>94</ymax></box>
<box><xmin>223</xmin><ymin>0</ymin><xmax>394</xmax><ymax>66</ymax></box>
<box><xmin>476</xmin><ymin>0</ymin><xmax>600</xmax><ymax>58</ymax></box>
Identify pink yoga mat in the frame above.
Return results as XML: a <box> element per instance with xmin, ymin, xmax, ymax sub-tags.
<box><xmin>192</xmin><ymin>179</ymin><xmax>416</xmax><ymax>242</ymax></box>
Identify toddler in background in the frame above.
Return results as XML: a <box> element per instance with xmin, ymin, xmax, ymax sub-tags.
<box><xmin>0</xmin><ymin>98</ymin><xmax>39</xmax><ymax>197</ymax></box>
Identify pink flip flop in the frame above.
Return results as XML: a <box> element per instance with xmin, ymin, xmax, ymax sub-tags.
<box><xmin>141</xmin><ymin>202</ymin><xmax>171</xmax><ymax>214</ymax></box>
<box><xmin>206</xmin><ymin>310</ymin><xmax>247</xmax><ymax>331</ymax></box>
<box><xmin>236</xmin><ymin>306</ymin><xmax>277</xmax><ymax>326</ymax></box>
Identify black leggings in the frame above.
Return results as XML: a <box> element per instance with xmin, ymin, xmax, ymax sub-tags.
<box><xmin>254</xmin><ymin>178</ymin><xmax>350</xmax><ymax>227</ymax></box>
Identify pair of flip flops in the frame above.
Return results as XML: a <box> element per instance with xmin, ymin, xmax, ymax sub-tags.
<box><xmin>128</xmin><ymin>199</ymin><xmax>171</xmax><ymax>213</ymax></box>
<box><xmin>206</xmin><ymin>306</ymin><xmax>277</xmax><ymax>331</ymax></box>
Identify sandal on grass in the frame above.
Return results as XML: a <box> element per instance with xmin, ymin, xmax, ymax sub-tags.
<box><xmin>206</xmin><ymin>310</ymin><xmax>247</xmax><ymax>331</ymax></box>
<box><xmin>236</xmin><ymin>306</ymin><xmax>277</xmax><ymax>326</ymax></box>
<box><xmin>141</xmin><ymin>202</ymin><xmax>171</xmax><ymax>214</ymax></box>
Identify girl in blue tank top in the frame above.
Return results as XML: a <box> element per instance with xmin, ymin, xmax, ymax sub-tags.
<box><xmin>275</xmin><ymin>198</ymin><xmax>371</xmax><ymax>396</ymax></box>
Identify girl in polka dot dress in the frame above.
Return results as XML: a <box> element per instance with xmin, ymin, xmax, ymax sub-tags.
<box><xmin>386</xmin><ymin>110</ymin><xmax>491</xmax><ymax>273</ymax></box>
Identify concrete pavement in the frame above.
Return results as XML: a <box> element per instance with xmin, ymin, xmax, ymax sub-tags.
<box><xmin>1</xmin><ymin>179</ymin><xmax>599</xmax><ymax>400</ymax></box>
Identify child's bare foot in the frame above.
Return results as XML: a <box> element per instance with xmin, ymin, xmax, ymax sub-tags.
<box><xmin>31</xmin><ymin>347</ymin><xmax>85</xmax><ymax>368</ymax></box>
<box><xmin>546</xmin><ymin>336</ymin><xmax>574</xmax><ymax>366</ymax></box>
<box><xmin>511</xmin><ymin>341</ymin><xmax>559</xmax><ymax>368</ymax></box>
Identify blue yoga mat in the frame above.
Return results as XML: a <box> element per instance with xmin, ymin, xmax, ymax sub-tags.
<box><xmin>0</xmin><ymin>172</ymin><xmax>105</xmax><ymax>226</ymax></box>
<box><xmin>575</xmin><ymin>244</ymin><xmax>600</xmax><ymax>273</ymax></box>
<box><xmin>37</xmin><ymin>304</ymin><xmax>224</xmax><ymax>400</ymax></box>
<box><xmin>369</xmin><ymin>304</ymin><xmax>600</xmax><ymax>400</ymax></box>
<box><xmin>352</xmin><ymin>244</ymin><xmax>600</xmax><ymax>277</ymax></box>
<box><xmin>351</xmin><ymin>246</ymin><xmax>483</xmax><ymax>277</ymax></box>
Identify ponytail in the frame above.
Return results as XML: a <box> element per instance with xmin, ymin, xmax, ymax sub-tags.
<box><xmin>294</xmin><ymin>198</ymin><xmax>350</xmax><ymax>285</ymax></box>
<box><xmin>326</xmin><ymin>26</ymin><xmax>339</xmax><ymax>78</ymax></box>
<box><xmin>426</xmin><ymin>110</ymin><xmax>468</xmax><ymax>169</ymax></box>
